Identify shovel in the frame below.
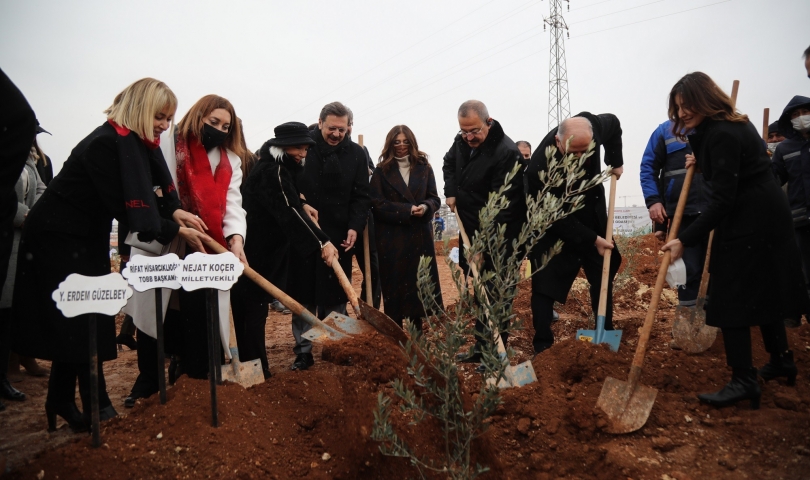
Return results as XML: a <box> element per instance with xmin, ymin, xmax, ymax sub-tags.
<box><xmin>220</xmin><ymin>310</ymin><xmax>265</xmax><ymax>388</ymax></box>
<box><xmin>577</xmin><ymin>173</ymin><xmax>623</xmax><ymax>352</ymax></box>
<box><xmin>325</xmin><ymin>256</ymin><xmax>408</xmax><ymax>344</ymax></box>
<box><xmin>671</xmin><ymin>230</ymin><xmax>718</xmax><ymax>353</ymax></box>
<box><xmin>201</xmin><ymin>237</ymin><xmax>348</xmax><ymax>343</ymax></box>
<box><xmin>596</xmin><ymin>166</ymin><xmax>695</xmax><ymax>434</ymax></box>
<box><xmin>457</xmin><ymin>211</ymin><xmax>537</xmax><ymax>388</ymax></box>
<box><xmin>306</xmin><ymin>219</ymin><xmax>405</xmax><ymax>344</ymax></box>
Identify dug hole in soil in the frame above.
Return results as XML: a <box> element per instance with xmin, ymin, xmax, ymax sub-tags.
<box><xmin>5</xmin><ymin>234</ymin><xmax>810</xmax><ymax>479</ymax></box>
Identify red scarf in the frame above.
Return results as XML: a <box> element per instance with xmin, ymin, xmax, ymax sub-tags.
<box><xmin>175</xmin><ymin>134</ymin><xmax>232</xmax><ymax>251</ymax></box>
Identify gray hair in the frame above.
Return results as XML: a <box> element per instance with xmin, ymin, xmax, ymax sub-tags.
<box><xmin>457</xmin><ymin>100</ymin><xmax>489</xmax><ymax>121</ymax></box>
<box><xmin>557</xmin><ymin>117</ymin><xmax>593</xmax><ymax>140</ymax></box>
<box><xmin>319</xmin><ymin>101</ymin><xmax>350</xmax><ymax>123</ymax></box>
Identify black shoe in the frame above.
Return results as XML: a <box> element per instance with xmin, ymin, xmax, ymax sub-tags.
<box><xmin>169</xmin><ymin>356</ymin><xmax>185</xmax><ymax>385</ymax></box>
<box><xmin>698</xmin><ymin>367</ymin><xmax>761</xmax><ymax>409</ymax></box>
<box><xmin>759</xmin><ymin>350</ymin><xmax>797</xmax><ymax>386</ymax></box>
<box><xmin>45</xmin><ymin>401</ymin><xmax>88</xmax><ymax>433</ymax></box>
<box><xmin>290</xmin><ymin>353</ymin><xmax>314</xmax><ymax>371</ymax></box>
<box><xmin>263</xmin><ymin>368</ymin><xmax>273</xmax><ymax>380</ymax></box>
<box><xmin>456</xmin><ymin>351</ymin><xmax>482</xmax><ymax>364</ymax></box>
<box><xmin>0</xmin><ymin>400</ymin><xmax>5</xmax><ymax>411</ymax></box>
<box><xmin>0</xmin><ymin>378</ymin><xmax>26</xmax><ymax>401</ymax></box>
<box><xmin>533</xmin><ymin>344</ymin><xmax>552</xmax><ymax>358</ymax></box>
<box><xmin>784</xmin><ymin>317</ymin><xmax>801</xmax><ymax>328</ymax></box>
<box><xmin>99</xmin><ymin>405</ymin><xmax>118</xmax><ymax>421</ymax></box>
<box><xmin>115</xmin><ymin>333</ymin><xmax>138</xmax><ymax>351</ymax></box>
<box><xmin>124</xmin><ymin>396</ymin><xmax>138</xmax><ymax>409</ymax></box>
<box><xmin>474</xmin><ymin>364</ymin><xmax>486</xmax><ymax>374</ymax></box>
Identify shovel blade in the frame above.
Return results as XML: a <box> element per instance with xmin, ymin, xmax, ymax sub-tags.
<box><xmin>301</xmin><ymin>325</ymin><xmax>348</xmax><ymax>343</ymax></box>
<box><xmin>358</xmin><ymin>300</ymin><xmax>408</xmax><ymax>344</ymax></box>
<box><xmin>596</xmin><ymin>376</ymin><xmax>658</xmax><ymax>434</ymax></box>
<box><xmin>576</xmin><ymin>324</ymin><xmax>623</xmax><ymax>352</ymax></box>
<box><xmin>326</xmin><ymin>311</ymin><xmax>373</xmax><ymax>335</ymax></box>
<box><xmin>507</xmin><ymin>361</ymin><xmax>538</xmax><ymax>387</ymax></box>
<box><xmin>672</xmin><ymin>305</ymin><xmax>718</xmax><ymax>354</ymax></box>
<box><xmin>220</xmin><ymin>350</ymin><xmax>264</xmax><ymax>389</ymax></box>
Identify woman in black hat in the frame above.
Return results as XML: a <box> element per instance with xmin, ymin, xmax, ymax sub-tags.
<box><xmin>230</xmin><ymin>122</ymin><xmax>338</xmax><ymax>377</ymax></box>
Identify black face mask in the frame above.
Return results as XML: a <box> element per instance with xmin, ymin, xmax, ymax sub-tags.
<box><xmin>201</xmin><ymin>123</ymin><xmax>228</xmax><ymax>151</ymax></box>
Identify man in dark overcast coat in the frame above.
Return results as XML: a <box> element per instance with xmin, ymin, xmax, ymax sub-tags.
<box><xmin>442</xmin><ymin>99</ymin><xmax>525</xmax><ymax>365</ymax></box>
<box><xmin>525</xmin><ymin>113</ymin><xmax>624</xmax><ymax>355</ymax></box>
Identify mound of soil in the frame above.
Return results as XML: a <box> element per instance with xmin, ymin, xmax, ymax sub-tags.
<box><xmin>8</xmin><ymin>234</ymin><xmax>810</xmax><ymax>479</ymax></box>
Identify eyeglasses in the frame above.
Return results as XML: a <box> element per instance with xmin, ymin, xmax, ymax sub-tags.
<box><xmin>458</xmin><ymin>126</ymin><xmax>485</xmax><ymax>139</ymax></box>
<box><xmin>392</xmin><ymin>140</ymin><xmax>411</xmax><ymax>146</ymax></box>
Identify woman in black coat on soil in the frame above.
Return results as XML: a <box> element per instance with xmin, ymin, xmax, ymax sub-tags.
<box><xmin>662</xmin><ymin>72</ymin><xmax>807</xmax><ymax>409</ymax></box>
<box><xmin>231</xmin><ymin>122</ymin><xmax>338</xmax><ymax>375</ymax></box>
<box><xmin>370</xmin><ymin>125</ymin><xmax>443</xmax><ymax>331</ymax></box>
<box><xmin>11</xmin><ymin>78</ymin><xmax>208</xmax><ymax>431</ymax></box>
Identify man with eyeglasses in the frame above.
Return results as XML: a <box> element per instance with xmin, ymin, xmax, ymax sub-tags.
<box><xmin>442</xmin><ymin>100</ymin><xmax>526</xmax><ymax>369</ymax></box>
<box><xmin>289</xmin><ymin>101</ymin><xmax>371</xmax><ymax>371</ymax></box>
<box><xmin>525</xmin><ymin>113</ymin><xmax>624</xmax><ymax>356</ymax></box>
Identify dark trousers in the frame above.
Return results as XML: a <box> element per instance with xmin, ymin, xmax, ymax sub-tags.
<box><xmin>355</xmin><ymin>214</ymin><xmax>382</xmax><ymax>309</ymax></box>
<box><xmin>0</xmin><ymin>308</ymin><xmax>10</xmax><ymax>381</ymax></box>
<box><xmin>795</xmin><ymin>225</ymin><xmax>810</xmax><ymax>305</ymax></box>
<box><xmin>48</xmin><ymin>360</ymin><xmax>111</xmax><ymax>410</ymax></box>
<box><xmin>678</xmin><ymin>215</ymin><xmax>709</xmax><ymax>305</ymax></box>
<box><xmin>531</xmin><ymin>246</ymin><xmax>621</xmax><ymax>353</ymax></box>
<box><xmin>179</xmin><ymin>289</ymin><xmax>222</xmax><ymax>379</ymax></box>
<box><xmin>231</xmin><ymin>296</ymin><xmax>270</xmax><ymax>372</ymax></box>
<box><xmin>721</xmin><ymin>322</ymin><xmax>789</xmax><ymax>369</ymax></box>
<box><xmin>129</xmin><ymin>308</ymin><xmax>183</xmax><ymax>397</ymax></box>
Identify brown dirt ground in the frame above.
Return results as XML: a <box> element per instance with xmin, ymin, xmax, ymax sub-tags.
<box><xmin>3</xmin><ymin>234</ymin><xmax>810</xmax><ymax>479</ymax></box>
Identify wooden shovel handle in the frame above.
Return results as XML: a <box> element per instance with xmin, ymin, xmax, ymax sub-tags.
<box><xmin>363</xmin><ymin>224</ymin><xmax>373</xmax><ymax>304</ymax></box>
<box><xmin>200</xmin><ymin>237</ymin><xmax>341</xmax><ymax>337</ymax></box>
<box><xmin>456</xmin><ymin>212</ymin><xmax>508</xmax><ymax>357</ymax></box>
<box><xmin>596</xmin><ymin>174</ymin><xmax>617</xmax><ymax>318</ymax></box>
<box><xmin>629</xmin><ymin>167</ymin><xmax>695</xmax><ymax>381</ymax></box>
<box><xmin>330</xmin><ymin>258</ymin><xmax>360</xmax><ymax>313</ymax></box>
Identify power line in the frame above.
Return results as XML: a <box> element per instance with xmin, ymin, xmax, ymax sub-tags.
<box><xmin>342</xmin><ymin>0</ymin><xmax>543</xmax><ymax>105</ymax></box>
<box><xmin>569</xmin><ymin>0</ymin><xmax>665</xmax><ymax>25</ymax></box>
<box><xmin>361</xmin><ymin>48</ymin><xmax>545</xmax><ymax>130</ymax></box>
<box><xmin>359</xmin><ymin>26</ymin><xmax>545</xmax><ymax>117</ymax></box>
<box><xmin>245</xmin><ymin>0</ymin><xmax>497</xmax><ymax>140</ymax></box>
<box><xmin>569</xmin><ymin>0</ymin><xmax>618</xmax><ymax>10</ymax></box>
<box><xmin>571</xmin><ymin>0</ymin><xmax>732</xmax><ymax>38</ymax></box>
<box><xmin>247</xmin><ymin>0</ymin><xmax>544</xmax><ymax>141</ymax></box>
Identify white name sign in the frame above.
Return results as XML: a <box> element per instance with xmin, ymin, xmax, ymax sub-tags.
<box><xmin>52</xmin><ymin>273</ymin><xmax>133</xmax><ymax>318</ymax></box>
<box><xmin>121</xmin><ymin>254</ymin><xmax>182</xmax><ymax>292</ymax></box>
<box><xmin>177</xmin><ymin>252</ymin><xmax>243</xmax><ymax>291</ymax></box>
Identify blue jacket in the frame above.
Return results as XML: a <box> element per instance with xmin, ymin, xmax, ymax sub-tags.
<box><xmin>640</xmin><ymin>120</ymin><xmax>710</xmax><ymax>218</ymax></box>
<box><xmin>772</xmin><ymin>95</ymin><xmax>810</xmax><ymax>228</ymax></box>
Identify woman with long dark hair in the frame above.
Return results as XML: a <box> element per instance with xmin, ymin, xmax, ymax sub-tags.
<box><xmin>124</xmin><ymin>95</ymin><xmax>247</xmax><ymax>405</ymax></box>
<box><xmin>662</xmin><ymin>72</ymin><xmax>806</xmax><ymax>408</ymax></box>
<box><xmin>11</xmin><ymin>78</ymin><xmax>208</xmax><ymax>431</ymax></box>
<box><xmin>370</xmin><ymin>125</ymin><xmax>443</xmax><ymax>331</ymax></box>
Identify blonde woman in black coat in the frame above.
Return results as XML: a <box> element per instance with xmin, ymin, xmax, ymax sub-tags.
<box><xmin>662</xmin><ymin>72</ymin><xmax>807</xmax><ymax>409</ymax></box>
<box><xmin>11</xmin><ymin>78</ymin><xmax>208</xmax><ymax>431</ymax></box>
<box><xmin>370</xmin><ymin>125</ymin><xmax>443</xmax><ymax>331</ymax></box>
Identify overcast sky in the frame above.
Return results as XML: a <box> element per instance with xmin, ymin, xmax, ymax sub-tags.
<box><xmin>2</xmin><ymin>0</ymin><xmax>808</xmax><ymax>207</ymax></box>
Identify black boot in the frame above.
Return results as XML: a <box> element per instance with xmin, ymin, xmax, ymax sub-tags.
<box><xmin>759</xmin><ymin>350</ymin><xmax>797</xmax><ymax>386</ymax></box>
<box><xmin>698</xmin><ymin>367</ymin><xmax>761</xmax><ymax>409</ymax></box>
<box><xmin>0</xmin><ymin>377</ymin><xmax>25</xmax><ymax>401</ymax></box>
<box><xmin>45</xmin><ymin>401</ymin><xmax>88</xmax><ymax>433</ymax></box>
<box><xmin>290</xmin><ymin>353</ymin><xmax>314</xmax><ymax>371</ymax></box>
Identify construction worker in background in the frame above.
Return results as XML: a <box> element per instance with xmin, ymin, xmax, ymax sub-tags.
<box><xmin>640</xmin><ymin>120</ymin><xmax>712</xmax><ymax>347</ymax></box>
<box><xmin>771</xmin><ymin>95</ymin><xmax>810</xmax><ymax>328</ymax></box>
